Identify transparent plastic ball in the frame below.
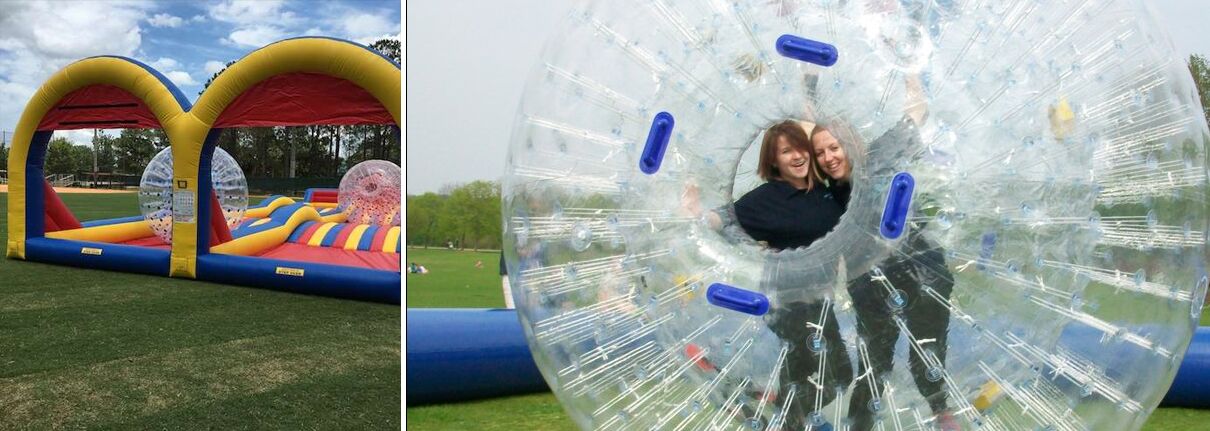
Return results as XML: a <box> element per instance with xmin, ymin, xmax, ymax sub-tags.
<box><xmin>502</xmin><ymin>1</ymin><xmax>1210</xmax><ymax>430</ymax></box>
<box><xmin>138</xmin><ymin>147</ymin><xmax>248</xmax><ymax>243</ymax></box>
<box><xmin>338</xmin><ymin>160</ymin><xmax>401</xmax><ymax>226</ymax></box>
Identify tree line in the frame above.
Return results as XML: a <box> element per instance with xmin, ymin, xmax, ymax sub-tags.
<box><xmin>0</xmin><ymin>39</ymin><xmax>402</xmax><ymax>188</ymax></box>
<box><xmin>406</xmin><ymin>180</ymin><xmax>502</xmax><ymax>250</ymax></box>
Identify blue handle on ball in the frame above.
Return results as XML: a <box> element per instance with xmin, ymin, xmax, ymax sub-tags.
<box><xmin>775</xmin><ymin>35</ymin><xmax>838</xmax><ymax>67</ymax></box>
<box><xmin>706</xmin><ymin>283</ymin><xmax>769</xmax><ymax>316</ymax></box>
<box><xmin>880</xmin><ymin>172</ymin><xmax>915</xmax><ymax>239</ymax></box>
<box><xmin>639</xmin><ymin>112</ymin><xmax>675</xmax><ymax>174</ymax></box>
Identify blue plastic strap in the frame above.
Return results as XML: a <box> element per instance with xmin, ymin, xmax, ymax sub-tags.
<box><xmin>775</xmin><ymin>35</ymin><xmax>838</xmax><ymax>67</ymax></box>
<box><xmin>706</xmin><ymin>283</ymin><xmax>769</xmax><ymax>316</ymax></box>
<box><xmin>639</xmin><ymin>112</ymin><xmax>674</xmax><ymax>174</ymax></box>
<box><xmin>880</xmin><ymin>172</ymin><xmax>915</xmax><ymax>239</ymax></box>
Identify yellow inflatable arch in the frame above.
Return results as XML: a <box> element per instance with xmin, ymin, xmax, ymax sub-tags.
<box><xmin>5</xmin><ymin>37</ymin><xmax>401</xmax><ymax>303</ymax></box>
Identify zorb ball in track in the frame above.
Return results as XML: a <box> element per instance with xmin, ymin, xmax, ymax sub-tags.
<box><xmin>338</xmin><ymin>160</ymin><xmax>401</xmax><ymax>226</ymax></box>
<box><xmin>503</xmin><ymin>1</ymin><xmax>1210</xmax><ymax>430</ymax></box>
<box><xmin>139</xmin><ymin>147</ymin><xmax>248</xmax><ymax>243</ymax></box>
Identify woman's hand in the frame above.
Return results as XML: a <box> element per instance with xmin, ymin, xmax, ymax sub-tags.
<box><xmin>904</xmin><ymin>74</ymin><xmax>929</xmax><ymax>125</ymax></box>
<box><xmin>681</xmin><ymin>183</ymin><xmax>703</xmax><ymax>217</ymax></box>
<box><xmin>681</xmin><ymin>183</ymin><xmax>723</xmax><ymax>229</ymax></box>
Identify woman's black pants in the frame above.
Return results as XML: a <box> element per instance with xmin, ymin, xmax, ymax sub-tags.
<box><xmin>846</xmin><ymin>244</ymin><xmax>954</xmax><ymax>431</ymax></box>
<box><xmin>766</xmin><ymin>301</ymin><xmax>853</xmax><ymax>430</ymax></box>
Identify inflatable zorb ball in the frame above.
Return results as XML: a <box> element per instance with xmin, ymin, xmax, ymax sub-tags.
<box><xmin>503</xmin><ymin>1</ymin><xmax>1210</xmax><ymax>430</ymax></box>
<box><xmin>339</xmin><ymin>160</ymin><xmax>401</xmax><ymax>226</ymax></box>
<box><xmin>139</xmin><ymin>147</ymin><xmax>248</xmax><ymax>243</ymax></box>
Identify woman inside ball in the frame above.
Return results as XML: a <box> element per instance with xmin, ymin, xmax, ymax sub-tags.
<box><xmin>810</xmin><ymin>110</ymin><xmax>960</xmax><ymax>431</ymax></box>
<box><xmin>685</xmin><ymin>120</ymin><xmax>853</xmax><ymax>430</ymax></box>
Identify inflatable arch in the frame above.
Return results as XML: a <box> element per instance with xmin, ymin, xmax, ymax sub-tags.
<box><xmin>6</xmin><ymin>37</ymin><xmax>401</xmax><ymax>303</ymax></box>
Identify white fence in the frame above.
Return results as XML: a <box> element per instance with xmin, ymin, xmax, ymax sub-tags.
<box><xmin>46</xmin><ymin>174</ymin><xmax>75</xmax><ymax>187</ymax></box>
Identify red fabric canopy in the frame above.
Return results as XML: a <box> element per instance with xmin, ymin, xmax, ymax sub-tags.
<box><xmin>214</xmin><ymin>72</ymin><xmax>395</xmax><ymax>127</ymax></box>
<box><xmin>37</xmin><ymin>85</ymin><xmax>162</xmax><ymax>131</ymax></box>
<box><xmin>35</xmin><ymin>73</ymin><xmax>393</xmax><ymax>131</ymax></box>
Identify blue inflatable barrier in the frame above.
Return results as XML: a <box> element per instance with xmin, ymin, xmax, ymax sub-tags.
<box><xmin>406</xmin><ymin>308</ymin><xmax>549</xmax><ymax>404</ymax></box>
<box><xmin>406</xmin><ymin>309</ymin><xmax>1210</xmax><ymax>408</ymax></box>
<box><xmin>1163</xmin><ymin>327</ymin><xmax>1210</xmax><ymax>407</ymax></box>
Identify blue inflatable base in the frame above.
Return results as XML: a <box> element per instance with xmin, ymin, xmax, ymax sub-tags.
<box><xmin>406</xmin><ymin>309</ymin><xmax>1210</xmax><ymax>409</ymax></box>
<box><xmin>406</xmin><ymin>308</ymin><xmax>549</xmax><ymax>405</ymax></box>
<box><xmin>1162</xmin><ymin>327</ymin><xmax>1210</xmax><ymax>407</ymax></box>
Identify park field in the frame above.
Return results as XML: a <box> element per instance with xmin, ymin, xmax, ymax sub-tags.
<box><xmin>0</xmin><ymin>192</ymin><xmax>400</xmax><ymax>429</ymax></box>
<box><xmin>404</xmin><ymin>247</ymin><xmax>1210</xmax><ymax>431</ymax></box>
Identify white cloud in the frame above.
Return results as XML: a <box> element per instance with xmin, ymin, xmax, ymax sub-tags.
<box><xmin>0</xmin><ymin>1</ymin><xmax>153</xmax><ymax>139</ymax></box>
<box><xmin>148</xmin><ymin>57</ymin><xmax>180</xmax><ymax>71</ymax></box>
<box><xmin>141</xmin><ymin>57</ymin><xmax>198</xmax><ymax>88</ymax></box>
<box><xmin>58</xmin><ymin>130</ymin><xmax>98</xmax><ymax>147</ymax></box>
<box><xmin>208</xmin><ymin>0</ymin><xmax>300</xmax><ymax>49</ymax></box>
<box><xmin>204</xmin><ymin>60</ymin><xmax>227</xmax><ymax>75</ymax></box>
<box><xmin>340</xmin><ymin>13</ymin><xmax>399</xmax><ymax>41</ymax></box>
<box><xmin>163</xmin><ymin>70</ymin><xmax>197</xmax><ymax>87</ymax></box>
<box><xmin>209</xmin><ymin>0</ymin><xmax>299</xmax><ymax>26</ymax></box>
<box><xmin>190</xmin><ymin>14</ymin><xmax>207</xmax><ymax>23</ymax></box>
<box><xmin>225</xmin><ymin>25</ymin><xmax>287</xmax><ymax>48</ymax></box>
<box><xmin>18</xmin><ymin>2</ymin><xmax>147</xmax><ymax>59</ymax></box>
<box><xmin>148</xmin><ymin>13</ymin><xmax>183</xmax><ymax>28</ymax></box>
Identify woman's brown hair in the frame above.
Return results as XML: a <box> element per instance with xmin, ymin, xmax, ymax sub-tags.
<box><xmin>757</xmin><ymin>120</ymin><xmax>820</xmax><ymax>187</ymax></box>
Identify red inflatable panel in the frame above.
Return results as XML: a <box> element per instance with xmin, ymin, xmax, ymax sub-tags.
<box><xmin>37</xmin><ymin>84</ymin><xmax>162</xmax><ymax>131</ymax></box>
<box><xmin>208</xmin><ymin>191</ymin><xmax>233</xmax><ymax>246</ymax></box>
<box><xmin>369</xmin><ymin>226</ymin><xmax>389</xmax><ymax>252</ymax></box>
<box><xmin>294</xmin><ymin>221</ymin><xmax>325</xmax><ymax>244</ymax></box>
<box><xmin>44</xmin><ymin>213</ymin><xmax>61</xmax><ymax>233</ymax></box>
<box><xmin>123</xmin><ymin>236</ymin><xmax>170</xmax><ymax>249</ymax></box>
<box><xmin>42</xmin><ymin>180</ymin><xmax>82</xmax><ymax>232</ymax></box>
<box><xmin>309</xmin><ymin>190</ymin><xmax>339</xmax><ymax>203</ymax></box>
<box><xmin>331</xmin><ymin>223</ymin><xmax>356</xmax><ymax>248</ymax></box>
<box><xmin>258</xmin><ymin>243</ymin><xmax>401</xmax><ymax>271</ymax></box>
<box><xmin>214</xmin><ymin>72</ymin><xmax>395</xmax><ymax>128</ymax></box>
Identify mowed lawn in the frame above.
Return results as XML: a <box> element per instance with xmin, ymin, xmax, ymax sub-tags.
<box><xmin>404</xmin><ymin>248</ymin><xmax>508</xmax><ymax>308</ymax></box>
<box><xmin>0</xmin><ymin>192</ymin><xmax>400</xmax><ymax>429</ymax></box>
<box><xmin>404</xmin><ymin>247</ymin><xmax>1210</xmax><ymax>431</ymax></box>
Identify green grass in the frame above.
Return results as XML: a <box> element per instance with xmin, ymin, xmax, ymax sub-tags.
<box><xmin>404</xmin><ymin>247</ymin><xmax>506</xmax><ymax>308</ymax></box>
<box><xmin>404</xmin><ymin>247</ymin><xmax>1210</xmax><ymax>431</ymax></box>
<box><xmin>0</xmin><ymin>192</ymin><xmax>400</xmax><ymax>429</ymax></box>
<box><xmin>406</xmin><ymin>393</ymin><xmax>575</xmax><ymax>431</ymax></box>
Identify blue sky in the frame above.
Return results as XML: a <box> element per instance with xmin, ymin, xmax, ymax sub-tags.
<box><xmin>0</xmin><ymin>0</ymin><xmax>401</xmax><ymax>145</ymax></box>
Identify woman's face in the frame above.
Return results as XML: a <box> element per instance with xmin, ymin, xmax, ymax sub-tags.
<box><xmin>774</xmin><ymin>136</ymin><xmax>811</xmax><ymax>181</ymax></box>
<box><xmin>812</xmin><ymin>130</ymin><xmax>850</xmax><ymax>181</ymax></box>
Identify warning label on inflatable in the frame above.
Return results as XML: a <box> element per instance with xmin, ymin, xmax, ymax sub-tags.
<box><xmin>80</xmin><ymin>247</ymin><xmax>102</xmax><ymax>256</ymax></box>
<box><xmin>276</xmin><ymin>267</ymin><xmax>305</xmax><ymax>277</ymax></box>
<box><xmin>173</xmin><ymin>190</ymin><xmax>196</xmax><ymax>223</ymax></box>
